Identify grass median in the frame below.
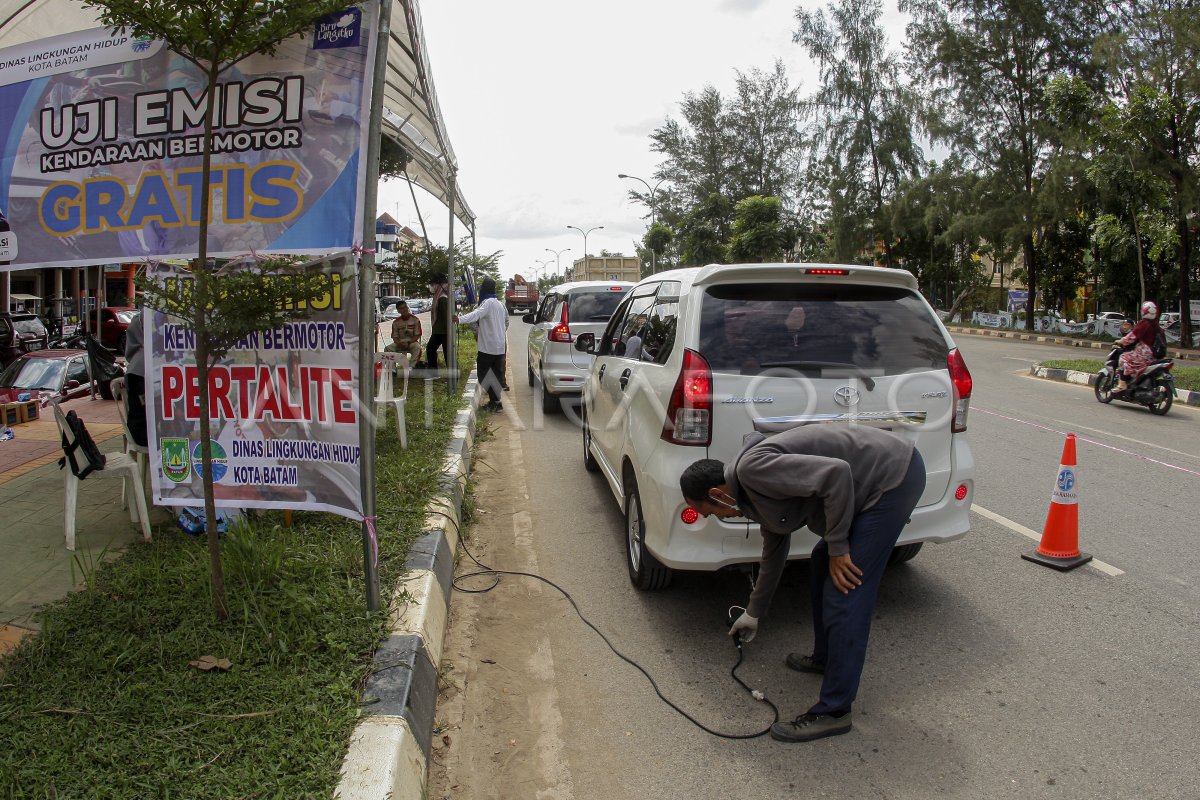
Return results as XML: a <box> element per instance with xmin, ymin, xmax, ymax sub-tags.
<box><xmin>0</xmin><ymin>334</ymin><xmax>478</xmax><ymax>799</ymax></box>
<box><xmin>1039</xmin><ymin>358</ymin><xmax>1200</xmax><ymax>392</ymax></box>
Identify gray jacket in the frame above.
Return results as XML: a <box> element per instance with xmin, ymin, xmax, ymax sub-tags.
<box><xmin>725</xmin><ymin>425</ymin><xmax>916</xmax><ymax>618</ymax></box>
<box><xmin>124</xmin><ymin>309</ymin><xmax>144</xmax><ymax>378</ymax></box>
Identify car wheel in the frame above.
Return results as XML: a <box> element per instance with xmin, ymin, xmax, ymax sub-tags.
<box><xmin>624</xmin><ymin>476</ymin><xmax>673</xmax><ymax>590</ymax></box>
<box><xmin>888</xmin><ymin>542</ymin><xmax>923</xmax><ymax>564</ymax></box>
<box><xmin>582</xmin><ymin>407</ymin><xmax>599</xmax><ymax>473</ymax></box>
<box><xmin>1148</xmin><ymin>381</ymin><xmax>1172</xmax><ymax>416</ymax></box>
<box><xmin>540</xmin><ymin>368</ymin><xmax>560</xmax><ymax>414</ymax></box>
<box><xmin>1094</xmin><ymin>371</ymin><xmax>1113</xmax><ymax>404</ymax></box>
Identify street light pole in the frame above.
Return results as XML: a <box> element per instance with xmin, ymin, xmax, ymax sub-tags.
<box><xmin>566</xmin><ymin>225</ymin><xmax>603</xmax><ymax>280</ymax></box>
<box><xmin>535</xmin><ymin>259</ymin><xmax>554</xmax><ymax>291</ymax></box>
<box><xmin>545</xmin><ymin>247</ymin><xmax>571</xmax><ymax>282</ymax></box>
<box><xmin>618</xmin><ymin>173</ymin><xmax>666</xmax><ymax>275</ymax></box>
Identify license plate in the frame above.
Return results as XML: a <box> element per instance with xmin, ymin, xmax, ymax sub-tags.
<box><xmin>26</xmin><ymin>341</ymin><xmax>43</xmax><ymax>351</ymax></box>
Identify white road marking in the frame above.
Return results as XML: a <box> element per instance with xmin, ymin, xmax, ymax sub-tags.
<box><xmin>976</xmin><ymin>407</ymin><xmax>1200</xmax><ymax>477</ymax></box>
<box><xmin>971</xmin><ymin>504</ymin><xmax>1124</xmax><ymax>576</ymax></box>
<box><xmin>1002</xmin><ymin>356</ymin><xmax>1037</xmax><ymax>362</ymax></box>
<box><xmin>1047</xmin><ymin>417</ymin><xmax>1200</xmax><ymax>461</ymax></box>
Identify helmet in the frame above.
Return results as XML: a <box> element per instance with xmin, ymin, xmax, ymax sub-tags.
<box><xmin>1141</xmin><ymin>301</ymin><xmax>1158</xmax><ymax>320</ymax></box>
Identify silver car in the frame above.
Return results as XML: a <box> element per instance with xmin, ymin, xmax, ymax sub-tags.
<box><xmin>524</xmin><ymin>281</ymin><xmax>634</xmax><ymax>413</ymax></box>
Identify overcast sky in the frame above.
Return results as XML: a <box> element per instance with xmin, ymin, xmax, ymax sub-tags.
<box><xmin>378</xmin><ymin>0</ymin><xmax>909</xmax><ymax>284</ymax></box>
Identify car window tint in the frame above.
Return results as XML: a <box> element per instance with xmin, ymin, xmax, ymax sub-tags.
<box><xmin>614</xmin><ymin>295</ymin><xmax>658</xmax><ymax>359</ymax></box>
<box><xmin>598</xmin><ymin>296</ymin><xmax>635</xmax><ymax>356</ymax></box>
<box><xmin>65</xmin><ymin>357</ymin><xmax>89</xmax><ymax>385</ymax></box>
<box><xmin>567</xmin><ymin>289</ymin><xmax>627</xmax><ymax>322</ymax></box>
<box><xmin>642</xmin><ymin>298</ymin><xmax>679</xmax><ymax>365</ymax></box>
<box><xmin>537</xmin><ymin>294</ymin><xmax>559</xmax><ymax>323</ymax></box>
<box><xmin>699</xmin><ymin>283</ymin><xmax>948</xmax><ymax>374</ymax></box>
<box><xmin>14</xmin><ymin>317</ymin><xmax>46</xmax><ymax>336</ymax></box>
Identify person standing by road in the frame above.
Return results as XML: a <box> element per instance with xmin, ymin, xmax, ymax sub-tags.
<box><xmin>124</xmin><ymin>307</ymin><xmax>148</xmax><ymax>446</ymax></box>
<box><xmin>454</xmin><ymin>277</ymin><xmax>507</xmax><ymax>412</ymax></box>
<box><xmin>424</xmin><ymin>274</ymin><xmax>451</xmax><ymax>374</ymax></box>
<box><xmin>679</xmin><ymin>425</ymin><xmax>926</xmax><ymax>743</ymax></box>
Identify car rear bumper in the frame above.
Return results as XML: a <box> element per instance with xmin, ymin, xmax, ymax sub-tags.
<box><xmin>637</xmin><ymin>436</ymin><xmax>975</xmax><ymax>571</ymax></box>
<box><xmin>541</xmin><ymin>346</ymin><xmax>590</xmax><ymax>396</ymax></box>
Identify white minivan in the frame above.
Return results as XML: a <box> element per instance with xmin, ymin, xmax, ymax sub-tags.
<box><xmin>575</xmin><ymin>263</ymin><xmax>975</xmax><ymax>589</ymax></box>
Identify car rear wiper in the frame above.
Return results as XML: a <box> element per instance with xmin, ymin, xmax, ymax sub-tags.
<box><xmin>757</xmin><ymin>361</ymin><xmax>877</xmax><ymax>391</ymax></box>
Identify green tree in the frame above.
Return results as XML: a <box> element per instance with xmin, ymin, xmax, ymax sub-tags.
<box><xmin>902</xmin><ymin>0</ymin><xmax>1100</xmax><ymax>328</ymax></box>
<box><xmin>1093</xmin><ymin>0</ymin><xmax>1200</xmax><ymax>340</ymax></box>
<box><xmin>677</xmin><ymin>193</ymin><xmax>734</xmax><ymax>266</ymax></box>
<box><xmin>84</xmin><ymin>0</ymin><xmax>354</xmax><ymax>618</ymax></box>
<box><xmin>795</xmin><ymin>0</ymin><xmax>923</xmax><ymax>268</ymax></box>
<box><xmin>727</xmin><ymin>195</ymin><xmax>791</xmax><ymax>262</ymax></box>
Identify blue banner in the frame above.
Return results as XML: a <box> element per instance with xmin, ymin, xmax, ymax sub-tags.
<box><xmin>0</xmin><ymin>8</ymin><xmax>375</xmax><ymax>270</ymax></box>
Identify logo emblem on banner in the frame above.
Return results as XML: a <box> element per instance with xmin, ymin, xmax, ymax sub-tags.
<box><xmin>313</xmin><ymin>8</ymin><xmax>362</xmax><ymax>49</ymax></box>
<box><xmin>192</xmin><ymin>441</ymin><xmax>229</xmax><ymax>482</ymax></box>
<box><xmin>162</xmin><ymin>438</ymin><xmax>191</xmax><ymax>482</ymax></box>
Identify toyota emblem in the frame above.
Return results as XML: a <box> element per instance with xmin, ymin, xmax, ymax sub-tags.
<box><xmin>833</xmin><ymin>386</ymin><xmax>860</xmax><ymax>407</ymax></box>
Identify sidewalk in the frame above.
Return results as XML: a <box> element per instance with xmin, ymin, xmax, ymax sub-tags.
<box><xmin>0</xmin><ymin>396</ymin><xmax>171</xmax><ymax>655</ymax></box>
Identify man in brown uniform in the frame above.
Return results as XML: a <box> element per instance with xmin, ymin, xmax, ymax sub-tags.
<box><xmin>385</xmin><ymin>300</ymin><xmax>423</xmax><ymax>366</ymax></box>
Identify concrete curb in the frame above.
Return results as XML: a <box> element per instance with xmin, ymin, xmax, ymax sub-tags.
<box><xmin>335</xmin><ymin>373</ymin><xmax>482</xmax><ymax>799</ymax></box>
<box><xmin>1029</xmin><ymin>364</ymin><xmax>1200</xmax><ymax>407</ymax></box>
<box><xmin>946</xmin><ymin>325</ymin><xmax>1200</xmax><ymax>361</ymax></box>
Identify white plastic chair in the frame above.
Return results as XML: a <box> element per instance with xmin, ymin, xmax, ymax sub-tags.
<box><xmin>52</xmin><ymin>399</ymin><xmax>152</xmax><ymax>551</ymax></box>
<box><xmin>109</xmin><ymin>377</ymin><xmax>150</xmax><ymax>509</ymax></box>
<box><xmin>373</xmin><ymin>351</ymin><xmax>410</xmax><ymax>448</ymax></box>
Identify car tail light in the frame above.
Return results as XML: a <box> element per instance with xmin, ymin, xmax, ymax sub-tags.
<box><xmin>802</xmin><ymin>267</ymin><xmax>850</xmax><ymax>276</ymax></box>
<box><xmin>955</xmin><ymin>483</ymin><xmax>969</xmax><ymax>501</ymax></box>
<box><xmin>680</xmin><ymin>507</ymin><xmax>700</xmax><ymax>524</ymax></box>
<box><xmin>549</xmin><ymin>302</ymin><xmax>573</xmax><ymax>343</ymax></box>
<box><xmin>947</xmin><ymin>348</ymin><xmax>972</xmax><ymax>433</ymax></box>
<box><xmin>662</xmin><ymin>348</ymin><xmax>712</xmax><ymax>446</ymax></box>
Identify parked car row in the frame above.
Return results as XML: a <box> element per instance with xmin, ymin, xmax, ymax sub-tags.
<box><xmin>522</xmin><ymin>264</ymin><xmax>976</xmax><ymax>591</ymax></box>
<box><xmin>0</xmin><ymin>311</ymin><xmax>49</xmax><ymax>369</ymax></box>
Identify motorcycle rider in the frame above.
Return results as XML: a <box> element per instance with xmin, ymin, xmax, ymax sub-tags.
<box><xmin>1114</xmin><ymin>301</ymin><xmax>1161</xmax><ymax>395</ymax></box>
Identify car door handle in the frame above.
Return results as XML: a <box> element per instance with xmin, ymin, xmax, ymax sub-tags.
<box><xmin>598</xmin><ymin>364</ymin><xmax>606</xmax><ymax>383</ymax></box>
<box><xmin>619</xmin><ymin>368</ymin><xmax>632</xmax><ymax>390</ymax></box>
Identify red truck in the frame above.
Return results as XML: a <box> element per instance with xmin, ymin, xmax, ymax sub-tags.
<box><xmin>504</xmin><ymin>275</ymin><xmax>539</xmax><ymax>315</ymax></box>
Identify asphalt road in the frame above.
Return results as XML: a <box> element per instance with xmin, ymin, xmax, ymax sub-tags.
<box><xmin>447</xmin><ymin>324</ymin><xmax>1199</xmax><ymax>799</ymax></box>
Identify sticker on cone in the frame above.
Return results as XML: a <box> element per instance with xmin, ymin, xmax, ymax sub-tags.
<box><xmin>1022</xmin><ymin>433</ymin><xmax>1092</xmax><ymax>571</ymax></box>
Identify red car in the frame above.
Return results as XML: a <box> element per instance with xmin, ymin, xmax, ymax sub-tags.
<box><xmin>99</xmin><ymin>307</ymin><xmax>137</xmax><ymax>351</ymax></box>
<box><xmin>0</xmin><ymin>349</ymin><xmax>95</xmax><ymax>407</ymax></box>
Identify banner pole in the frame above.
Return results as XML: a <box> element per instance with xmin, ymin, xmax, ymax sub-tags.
<box><xmin>446</xmin><ymin>166</ymin><xmax>457</xmax><ymax>396</ymax></box>
<box><xmin>357</xmin><ymin>0</ymin><xmax>390</xmax><ymax>613</ymax></box>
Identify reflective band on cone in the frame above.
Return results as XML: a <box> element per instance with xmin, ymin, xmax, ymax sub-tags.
<box><xmin>1022</xmin><ymin>433</ymin><xmax>1093</xmax><ymax>571</ymax></box>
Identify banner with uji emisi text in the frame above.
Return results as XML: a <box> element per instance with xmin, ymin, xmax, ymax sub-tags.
<box><xmin>145</xmin><ymin>253</ymin><xmax>363</xmax><ymax>520</ymax></box>
<box><xmin>0</xmin><ymin>6</ymin><xmax>375</xmax><ymax>271</ymax></box>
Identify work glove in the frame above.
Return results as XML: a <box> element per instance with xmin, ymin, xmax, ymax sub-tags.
<box><xmin>729</xmin><ymin>612</ymin><xmax>758</xmax><ymax>643</ymax></box>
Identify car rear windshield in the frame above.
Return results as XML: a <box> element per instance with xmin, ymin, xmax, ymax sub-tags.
<box><xmin>568</xmin><ymin>289</ymin><xmax>628</xmax><ymax>322</ymax></box>
<box><xmin>13</xmin><ymin>317</ymin><xmax>46</xmax><ymax>336</ymax></box>
<box><xmin>699</xmin><ymin>283</ymin><xmax>948</xmax><ymax>374</ymax></box>
<box><xmin>0</xmin><ymin>358</ymin><xmax>64</xmax><ymax>390</ymax></box>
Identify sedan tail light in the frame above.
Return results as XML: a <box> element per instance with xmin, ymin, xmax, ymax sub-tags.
<box><xmin>662</xmin><ymin>348</ymin><xmax>712</xmax><ymax>446</ymax></box>
<box><xmin>548</xmin><ymin>302</ymin><xmax>573</xmax><ymax>343</ymax></box>
<box><xmin>948</xmin><ymin>348</ymin><xmax>972</xmax><ymax>433</ymax></box>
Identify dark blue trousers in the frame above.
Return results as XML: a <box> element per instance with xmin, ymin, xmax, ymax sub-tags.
<box><xmin>808</xmin><ymin>450</ymin><xmax>926</xmax><ymax>715</ymax></box>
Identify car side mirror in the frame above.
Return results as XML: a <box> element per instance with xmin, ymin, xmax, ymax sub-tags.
<box><xmin>574</xmin><ymin>332</ymin><xmax>596</xmax><ymax>353</ymax></box>
<box><xmin>521</xmin><ymin>313</ymin><xmax>535</xmax><ymax>324</ymax></box>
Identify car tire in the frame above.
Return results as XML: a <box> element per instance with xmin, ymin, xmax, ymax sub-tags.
<box><xmin>624</xmin><ymin>476</ymin><xmax>673</xmax><ymax>590</ymax></box>
<box><xmin>888</xmin><ymin>542</ymin><xmax>923</xmax><ymax>565</ymax></box>
<box><xmin>582</xmin><ymin>407</ymin><xmax>599</xmax><ymax>473</ymax></box>
<box><xmin>540</xmin><ymin>368</ymin><xmax>560</xmax><ymax>414</ymax></box>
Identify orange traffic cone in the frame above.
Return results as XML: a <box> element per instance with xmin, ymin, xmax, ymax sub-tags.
<box><xmin>1022</xmin><ymin>433</ymin><xmax>1093</xmax><ymax>571</ymax></box>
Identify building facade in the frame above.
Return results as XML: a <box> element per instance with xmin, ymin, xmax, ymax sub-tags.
<box><xmin>566</xmin><ymin>255</ymin><xmax>641</xmax><ymax>282</ymax></box>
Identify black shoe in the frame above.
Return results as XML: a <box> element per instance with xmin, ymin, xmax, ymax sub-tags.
<box><xmin>770</xmin><ymin>712</ymin><xmax>852</xmax><ymax>743</ymax></box>
<box><xmin>484</xmin><ymin>401</ymin><xmax>503</xmax><ymax>412</ymax></box>
<box><xmin>785</xmin><ymin>653</ymin><xmax>825</xmax><ymax>674</ymax></box>
<box><xmin>503</xmin><ymin>384</ymin><xmax>511</xmax><ymax>391</ymax></box>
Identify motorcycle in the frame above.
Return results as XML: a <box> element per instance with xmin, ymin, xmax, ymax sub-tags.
<box><xmin>1094</xmin><ymin>345</ymin><xmax>1175</xmax><ymax>415</ymax></box>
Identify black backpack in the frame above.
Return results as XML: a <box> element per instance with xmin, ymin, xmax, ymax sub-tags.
<box><xmin>1151</xmin><ymin>327</ymin><xmax>1168</xmax><ymax>360</ymax></box>
<box><xmin>59</xmin><ymin>409</ymin><xmax>107</xmax><ymax>479</ymax></box>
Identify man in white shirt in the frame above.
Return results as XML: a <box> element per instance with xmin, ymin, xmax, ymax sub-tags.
<box><xmin>454</xmin><ymin>277</ymin><xmax>508</xmax><ymax>412</ymax></box>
